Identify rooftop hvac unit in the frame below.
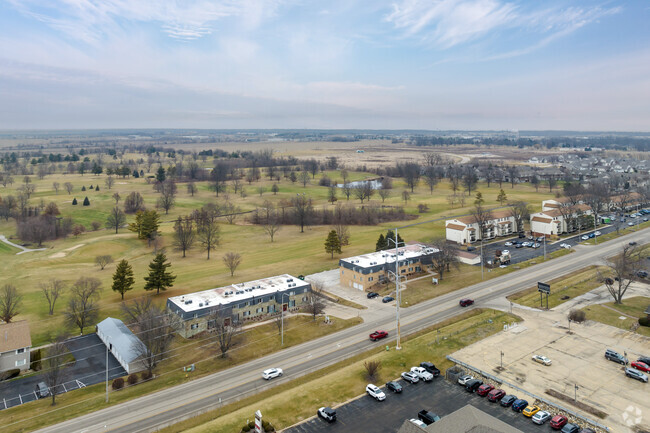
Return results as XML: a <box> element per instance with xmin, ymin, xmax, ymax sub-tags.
<box><xmin>236</xmin><ymin>290</ymin><xmax>244</xmax><ymax>295</ymax></box>
<box><xmin>199</xmin><ymin>303</ymin><xmax>203</xmax><ymax>307</ymax></box>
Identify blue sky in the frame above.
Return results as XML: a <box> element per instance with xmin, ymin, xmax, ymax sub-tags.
<box><xmin>0</xmin><ymin>0</ymin><xmax>648</xmax><ymax>130</ymax></box>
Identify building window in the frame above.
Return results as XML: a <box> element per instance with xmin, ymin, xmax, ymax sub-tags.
<box><xmin>256</xmin><ymin>307</ymin><xmax>263</xmax><ymax>314</ymax></box>
<box><xmin>289</xmin><ymin>300</ymin><xmax>296</xmax><ymax>308</ymax></box>
<box><xmin>190</xmin><ymin>323</ymin><xmax>199</xmax><ymax>330</ymax></box>
<box><xmin>207</xmin><ymin>320</ymin><xmax>216</xmax><ymax>329</ymax></box>
<box><xmin>15</xmin><ymin>359</ymin><xmax>26</xmax><ymax>367</ymax></box>
<box><xmin>16</xmin><ymin>348</ymin><xmax>25</xmax><ymax>354</ymax></box>
<box><xmin>243</xmin><ymin>311</ymin><xmax>250</xmax><ymax>317</ymax></box>
<box><xmin>368</xmin><ymin>277</ymin><xmax>373</xmax><ymax>282</ymax></box>
<box><xmin>257</xmin><ymin>299</ymin><xmax>263</xmax><ymax>304</ymax></box>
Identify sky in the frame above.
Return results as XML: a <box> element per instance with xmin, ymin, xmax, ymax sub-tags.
<box><xmin>0</xmin><ymin>0</ymin><xmax>649</xmax><ymax>131</ymax></box>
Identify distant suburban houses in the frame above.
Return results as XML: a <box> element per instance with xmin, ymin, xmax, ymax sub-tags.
<box><xmin>0</xmin><ymin>321</ymin><xmax>31</xmax><ymax>373</ymax></box>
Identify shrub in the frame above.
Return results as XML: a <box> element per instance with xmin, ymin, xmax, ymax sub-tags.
<box><xmin>417</xmin><ymin>203</ymin><xmax>429</xmax><ymax>213</ymax></box>
<box><xmin>319</xmin><ymin>175</ymin><xmax>332</xmax><ymax>187</ymax></box>
<box><xmin>364</xmin><ymin>360</ymin><xmax>382</xmax><ymax>380</ymax></box>
<box><xmin>112</xmin><ymin>377</ymin><xmax>124</xmax><ymax>390</ymax></box>
<box><xmin>639</xmin><ymin>317</ymin><xmax>650</xmax><ymax>327</ymax></box>
<box><xmin>0</xmin><ymin>368</ymin><xmax>21</xmax><ymax>381</ymax></box>
<box><xmin>127</xmin><ymin>373</ymin><xmax>139</xmax><ymax>385</ymax></box>
<box><xmin>72</xmin><ymin>198</ymin><xmax>78</xmax><ymax>205</ymax></box>
<box><xmin>241</xmin><ymin>425</ymin><xmax>250</xmax><ymax>432</ymax></box>
<box><xmin>248</xmin><ymin>421</ymin><xmax>255</xmax><ymax>429</ymax></box>
<box><xmin>141</xmin><ymin>371</ymin><xmax>153</xmax><ymax>381</ymax></box>
<box><xmin>91</xmin><ymin>221</ymin><xmax>101</xmax><ymax>231</ymax></box>
<box><xmin>83</xmin><ymin>196</ymin><xmax>90</xmax><ymax>206</ymax></box>
<box><xmin>30</xmin><ymin>349</ymin><xmax>42</xmax><ymax>371</ymax></box>
<box><xmin>568</xmin><ymin>309</ymin><xmax>586</xmax><ymax>323</ymax></box>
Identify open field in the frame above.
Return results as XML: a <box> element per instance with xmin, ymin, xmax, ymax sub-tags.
<box><xmin>581</xmin><ymin>296</ymin><xmax>650</xmax><ymax>337</ymax></box>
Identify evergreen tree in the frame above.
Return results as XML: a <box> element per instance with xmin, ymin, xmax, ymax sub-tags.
<box><xmin>72</xmin><ymin>198</ymin><xmax>78</xmax><ymax>205</ymax></box>
<box><xmin>111</xmin><ymin>259</ymin><xmax>135</xmax><ymax>300</ymax></box>
<box><xmin>156</xmin><ymin>166</ymin><xmax>166</xmax><ymax>183</ymax></box>
<box><xmin>143</xmin><ymin>252</ymin><xmax>176</xmax><ymax>295</ymax></box>
<box><xmin>375</xmin><ymin>233</ymin><xmax>386</xmax><ymax>251</ymax></box>
<box><xmin>497</xmin><ymin>189</ymin><xmax>507</xmax><ymax>205</ymax></box>
<box><xmin>133</xmin><ymin>170</ymin><xmax>140</xmax><ymax>178</ymax></box>
<box><xmin>324</xmin><ymin>230</ymin><xmax>342</xmax><ymax>258</ymax></box>
<box><xmin>129</xmin><ymin>210</ymin><xmax>160</xmax><ymax>241</ymax></box>
<box><xmin>83</xmin><ymin>196</ymin><xmax>90</xmax><ymax>206</ymax></box>
<box><xmin>95</xmin><ymin>186</ymin><xmax>100</xmax><ymax>191</ymax></box>
<box><xmin>474</xmin><ymin>191</ymin><xmax>484</xmax><ymax>205</ymax></box>
<box><xmin>81</xmin><ymin>186</ymin><xmax>86</xmax><ymax>191</ymax></box>
<box><xmin>89</xmin><ymin>185</ymin><xmax>94</xmax><ymax>189</ymax></box>
<box><xmin>383</xmin><ymin>230</ymin><xmax>405</xmax><ymax>250</ymax></box>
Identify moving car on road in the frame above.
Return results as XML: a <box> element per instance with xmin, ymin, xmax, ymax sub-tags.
<box><xmin>262</xmin><ymin>368</ymin><xmax>283</xmax><ymax>380</ymax></box>
<box><xmin>366</xmin><ymin>384</ymin><xmax>386</xmax><ymax>401</ymax></box>
<box><xmin>532</xmin><ymin>354</ymin><xmax>552</xmax><ymax>366</ymax></box>
<box><xmin>459</xmin><ymin>298</ymin><xmax>474</xmax><ymax>307</ymax></box>
<box><xmin>317</xmin><ymin>407</ymin><xmax>336</xmax><ymax>423</ymax></box>
<box><xmin>369</xmin><ymin>330</ymin><xmax>388</xmax><ymax>341</ymax></box>
<box><xmin>532</xmin><ymin>410</ymin><xmax>551</xmax><ymax>425</ymax></box>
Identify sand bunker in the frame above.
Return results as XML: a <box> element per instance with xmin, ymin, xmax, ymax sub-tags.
<box><xmin>49</xmin><ymin>244</ymin><xmax>85</xmax><ymax>258</ymax></box>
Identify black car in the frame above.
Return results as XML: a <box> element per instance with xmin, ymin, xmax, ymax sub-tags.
<box><xmin>638</xmin><ymin>356</ymin><xmax>650</xmax><ymax>365</ymax></box>
<box><xmin>367</xmin><ymin>292</ymin><xmax>379</xmax><ymax>299</ymax></box>
<box><xmin>467</xmin><ymin>246</ymin><xmax>476</xmax><ymax>252</ymax></box>
<box><xmin>382</xmin><ymin>296</ymin><xmax>394</xmax><ymax>303</ymax></box>
<box><xmin>518</xmin><ymin>232</ymin><xmax>526</xmax><ymax>238</ymax></box>
<box><xmin>561</xmin><ymin>424</ymin><xmax>580</xmax><ymax>433</ymax></box>
<box><xmin>420</xmin><ymin>361</ymin><xmax>440</xmax><ymax>377</ymax></box>
<box><xmin>386</xmin><ymin>381</ymin><xmax>402</xmax><ymax>393</ymax></box>
<box><xmin>500</xmin><ymin>394</ymin><xmax>517</xmax><ymax>407</ymax></box>
<box><xmin>637</xmin><ymin>270</ymin><xmax>648</xmax><ymax>278</ymax></box>
<box><xmin>465</xmin><ymin>379</ymin><xmax>483</xmax><ymax>393</ymax></box>
<box><xmin>418</xmin><ymin>410</ymin><xmax>441</xmax><ymax>425</ymax></box>
<box><xmin>629</xmin><ymin>241</ymin><xmax>638</xmax><ymax>246</ymax></box>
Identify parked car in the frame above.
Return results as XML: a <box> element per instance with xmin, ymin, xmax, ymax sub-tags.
<box><xmin>386</xmin><ymin>381</ymin><xmax>402</xmax><ymax>393</ymax></box>
<box><xmin>581</xmin><ymin>235</ymin><xmax>589</xmax><ymax>240</ymax></box>
<box><xmin>500</xmin><ymin>394</ymin><xmax>517</xmax><ymax>407</ymax></box>
<box><xmin>625</xmin><ymin>368</ymin><xmax>649</xmax><ymax>383</ymax></box>
<box><xmin>518</xmin><ymin>232</ymin><xmax>526</xmax><ymax>238</ymax></box>
<box><xmin>594</xmin><ymin>231</ymin><xmax>601</xmax><ymax>236</ymax></box>
<box><xmin>465</xmin><ymin>379</ymin><xmax>483</xmax><ymax>393</ymax></box>
<box><xmin>410</xmin><ymin>367</ymin><xmax>434</xmax><ymax>382</ymax></box>
<box><xmin>459</xmin><ymin>298</ymin><xmax>474</xmax><ymax>307</ymax></box>
<box><xmin>467</xmin><ymin>246</ymin><xmax>476</xmax><ymax>251</ymax></box>
<box><xmin>401</xmin><ymin>371</ymin><xmax>419</xmax><ymax>383</ymax></box>
<box><xmin>515</xmin><ymin>243</ymin><xmax>523</xmax><ymax>248</ymax></box>
<box><xmin>476</xmin><ymin>383</ymin><xmax>494</xmax><ymax>396</ymax></box>
<box><xmin>631</xmin><ymin>361</ymin><xmax>650</xmax><ymax>373</ymax></box>
<box><xmin>318</xmin><ymin>407</ymin><xmax>336</xmax><ymax>422</ymax></box>
<box><xmin>457</xmin><ymin>374</ymin><xmax>473</xmax><ymax>385</ymax></box>
<box><xmin>523</xmin><ymin>405</ymin><xmax>541</xmax><ymax>417</ymax></box>
<box><xmin>420</xmin><ymin>361</ymin><xmax>440</xmax><ymax>377</ymax></box>
<box><xmin>409</xmin><ymin>418</ymin><xmax>427</xmax><ymax>428</ymax></box>
<box><xmin>487</xmin><ymin>388</ymin><xmax>505</xmax><ymax>402</ymax></box>
<box><xmin>605</xmin><ymin>349</ymin><xmax>628</xmax><ymax>365</ymax></box>
<box><xmin>369</xmin><ymin>330</ymin><xmax>388</xmax><ymax>341</ymax></box>
<box><xmin>579</xmin><ymin>428</ymin><xmax>596</xmax><ymax>433</ymax></box>
<box><xmin>532</xmin><ymin>354</ymin><xmax>552</xmax><ymax>366</ymax></box>
<box><xmin>262</xmin><ymin>368</ymin><xmax>283</xmax><ymax>380</ymax></box>
<box><xmin>533</xmin><ymin>243</ymin><xmax>541</xmax><ymax>248</ymax></box>
<box><xmin>511</xmin><ymin>399</ymin><xmax>528</xmax><ymax>412</ymax></box>
<box><xmin>637</xmin><ymin>270</ymin><xmax>648</xmax><ymax>278</ymax></box>
<box><xmin>588</xmin><ymin>233</ymin><xmax>595</xmax><ymax>238</ymax></box>
<box><xmin>532</xmin><ymin>410</ymin><xmax>552</xmax><ymax>425</ymax></box>
<box><xmin>35</xmin><ymin>382</ymin><xmax>49</xmax><ymax>399</ymax></box>
<box><xmin>628</xmin><ymin>222</ymin><xmax>634</xmax><ymax>226</ymax></box>
<box><xmin>561</xmin><ymin>424</ymin><xmax>580</xmax><ymax>433</ymax></box>
<box><xmin>550</xmin><ymin>415</ymin><xmax>568</xmax><ymax>429</ymax></box>
<box><xmin>382</xmin><ymin>296</ymin><xmax>394</xmax><ymax>303</ymax></box>
<box><xmin>504</xmin><ymin>241</ymin><xmax>513</xmax><ymax>246</ymax></box>
<box><xmin>502</xmin><ymin>249</ymin><xmax>510</xmax><ymax>254</ymax></box>
<box><xmin>417</xmin><ymin>410</ymin><xmax>441</xmax><ymax>425</ymax></box>
<box><xmin>563</xmin><ymin>244</ymin><xmax>572</xmax><ymax>249</ymax></box>
<box><xmin>367</xmin><ymin>292</ymin><xmax>379</xmax><ymax>299</ymax></box>
<box><xmin>629</xmin><ymin>241</ymin><xmax>638</xmax><ymax>245</ymax></box>
<box><xmin>366</xmin><ymin>384</ymin><xmax>386</xmax><ymax>401</ymax></box>
<box><xmin>637</xmin><ymin>356</ymin><xmax>650</xmax><ymax>365</ymax></box>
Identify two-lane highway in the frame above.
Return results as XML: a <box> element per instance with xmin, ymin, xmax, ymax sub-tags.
<box><xmin>32</xmin><ymin>229</ymin><xmax>649</xmax><ymax>433</ymax></box>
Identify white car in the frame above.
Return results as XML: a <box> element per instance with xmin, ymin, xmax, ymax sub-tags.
<box><xmin>501</xmin><ymin>249</ymin><xmax>510</xmax><ymax>254</ymax></box>
<box><xmin>504</xmin><ymin>242</ymin><xmax>513</xmax><ymax>246</ymax></box>
<box><xmin>532</xmin><ymin>410</ymin><xmax>551</xmax><ymax>425</ymax></box>
<box><xmin>457</xmin><ymin>374</ymin><xmax>473</xmax><ymax>385</ymax></box>
<box><xmin>365</xmin><ymin>384</ymin><xmax>386</xmax><ymax>401</ymax></box>
<box><xmin>581</xmin><ymin>235</ymin><xmax>589</xmax><ymax>240</ymax></box>
<box><xmin>628</xmin><ymin>222</ymin><xmax>634</xmax><ymax>226</ymax></box>
<box><xmin>563</xmin><ymin>243</ymin><xmax>571</xmax><ymax>249</ymax></box>
<box><xmin>594</xmin><ymin>231</ymin><xmax>601</xmax><ymax>236</ymax></box>
<box><xmin>262</xmin><ymin>368</ymin><xmax>283</xmax><ymax>380</ymax></box>
<box><xmin>409</xmin><ymin>418</ymin><xmax>427</xmax><ymax>428</ymax></box>
<box><xmin>532</xmin><ymin>355</ymin><xmax>552</xmax><ymax>366</ymax></box>
<box><xmin>410</xmin><ymin>366</ymin><xmax>434</xmax><ymax>382</ymax></box>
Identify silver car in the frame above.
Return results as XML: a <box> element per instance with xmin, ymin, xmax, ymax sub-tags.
<box><xmin>401</xmin><ymin>371</ymin><xmax>420</xmax><ymax>383</ymax></box>
<box><xmin>532</xmin><ymin>410</ymin><xmax>551</xmax><ymax>424</ymax></box>
<box><xmin>457</xmin><ymin>374</ymin><xmax>473</xmax><ymax>385</ymax></box>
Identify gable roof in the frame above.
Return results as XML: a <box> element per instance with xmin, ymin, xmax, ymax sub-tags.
<box><xmin>0</xmin><ymin>321</ymin><xmax>31</xmax><ymax>353</ymax></box>
<box><xmin>456</xmin><ymin>209</ymin><xmax>513</xmax><ymax>225</ymax></box>
<box><xmin>446</xmin><ymin>223</ymin><xmax>467</xmax><ymax>231</ymax></box>
<box><xmin>97</xmin><ymin>317</ymin><xmax>143</xmax><ymax>364</ymax></box>
<box><xmin>396</xmin><ymin>405</ymin><xmax>524</xmax><ymax>433</ymax></box>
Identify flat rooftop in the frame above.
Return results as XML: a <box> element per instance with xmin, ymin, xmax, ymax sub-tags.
<box><xmin>168</xmin><ymin>274</ymin><xmax>309</xmax><ymax>313</ymax></box>
<box><xmin>339</xmin><ymin>243</ymin><xmax>437</xmax><ymax>269</ymax></box>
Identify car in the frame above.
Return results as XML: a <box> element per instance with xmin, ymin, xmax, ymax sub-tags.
<box><xmin>523</xmin><ymin>405</ymin><xmax>541</xmax><ymax>417</ymax></box>
<box><xmin>457</xmin><ymin>374</ymin><xmax>473</xmax><ymax>385</ymax></box>
<box><xmin>262</xmin><ymin>368</ymin><xmax>283</xmax><ymax>380</ymax></box>
<box><xmin>528</xmin><ymin>235</ymin><xmax>534</xmax><ymax>240</ymax></box>
<box><xmin>532</xmin><ymin>354</ymin><xmax>552</xmax><ymax>366</ymax></box>
<box><xmin>637</xmin><ymin>356</ymin><xmax>650</xmax><ymax>365</ymax></box>
<box><xmin>504</xmin><ymin>242</ymin><xmax>513</xmax><ymax>246</ymax></box>
<box><xmin>594</xmin><ymin>231</ymin><xmax>601</xmax><ymax>236</ymax></box>
<box><xmin>410</xmin><ymin>367</ymin><xmax>434</xmax><ymax>382</ymax></box>
<box><xmin>467</xmin><ymin>246</ymin><xmax>476</xmax><ymax>252</ymax></box>
<box><xmin>500</xmin><ymin>394</ymin><xmax>517</xmax><ymax>407</ymax></box>
<box><xmin>476</xmin><ymin>383</ymin><xmax>494</xmax><ymax>396</ymax></box>
<box><xmin>533</xmin><ymin>243</ymin><xmax>540</xmax><ymax>248</ymax></box>
<box><xmin>401</xmin><ymin>371</ymin><xmax>419</xmax><ymax>383</ymax></box>
<box><xmin>35</xmin><ymin>382</ymin><xmax>49</xmax><ymax>399</ymax></box>
<box><xmin>637</xmin><ymin>270</ymin><xmax>649</xmax><ymax>278</ymax></box>
<box><xmin>644</xmin><ymin>217</ymin><xmax>649</xmax><ymax>222</ymax></box>
<box><xmin>629</xmin><ymin>241</ymin><xmax>638</xmax><ymax>245</ymax></box>
<box><xmin>409</xmin><ymin>418</ymin><xmax>427</xmax><ymax>428</ymax></box>
<box><xmin>420</xmin><ymin>361</ymin><xmax>440</xmax><ymax>377</ymax></box>
<box><xmin>511</xmin><ymin>399</ymin><xmax>528</xmax><ymax>412</ymax></box>
<box><xmin>588</xmin><ymin>233</ymin><xmax>595</xmax><ymax>238</ymax></box>
<box><xmin>532</xmin><ymin>410</ymin><xmax>552</xmax><ymax>425</ymax></box>
<box><xmin>418</xmin><ymin>410</ymin><xmax>441</xmax><ymax>425</ymax></box>
<box><xmin>605</xmin><ymin>349</ymin><xmax>628</xmax><ymax>365</ymax></box>
<box><xmin>561</xmin><ymin>424</ymin><xmax>580</xmax><ymax>433</ymax></box>
<box><xmin>518</xmin><ymin>232</ymin><xmax>526</xmax><ymax>238</ymax></box>
<box><xmin>459</xmin><ymin>298</ymin><xmax>474</xmax><ymax>307</ymax></box>
<box><xmin>625</xmin><ymin>367</ymin><xmax>649</xmax><ymax>383</ymax></box>
<box><xmin>502</xmin><ymin>249</ymin><xmax>510</xmax><ymax>254</ymax></box>
<box><xmin>559</xmin><ymin>243</ymin><xmax>567</xmax><ymax>248</ymax></box>
<box><xmin>515</xmin><ymin>243</ymin><xmax>523</xmax><ymax>248</ymax></box>
<box><xmin>318</xmin><ymin>407</ymin><xmax>336</xmax><ymax>422</ymax></box>
<box><xmin>366</xmin><ymin>291</ymin><xmax>379</xmax><ymax>299</ymax></box>
<box><xmin>366</xmin><ymin>384</ymin><xmax>386</xmax><ymax>401</ymax></box>
<box><xmin>521</xmin><ymin>241</ymin><xmax>530</xmax><ymax>247</ymax></box>
<box><xmin>631</xmin><ymin>361</ymin><xmax>650</xmax><ymax>373</ymax></box>
<box><xmin>579</xmin><ymin>428</ymin><xmax>596</xmax><ymax>433</ymax></box>
<box><xmin>465</xmin><ymin>379</ymin><xmax>483</xmax><ymax>393</ymax></box>
<box><xmin>382</xmin><ymin>296</ymin><xmax>394</xmax><ymax>303</ymax></box>
<box><xmin>628</xmin><ymin>222</ymin><xmax>634</xmax><ymax>226</ymax></box>
<box><xmin>487</xmin><ymin>388</ymin><xmax>505</xmax><ymax>402</ymax></box>
<box><xmin>581</xmin><ymin>235</ymin><xmax>589</xmax><ymax>240</ymax></box>
<box><xmin>550</xmin><ymin>415</ymin><xmax>568</xmax><ymax>429</ymax></box>
<box><xmin>386</xmin><ymin>381</ymin><xmax>402</xmax><ymax>393</ymax></box>
<box><xmin>369</xmin><ymin>330</ymin><xmax>388</xmax><ymax>341</ymax></box>
<box><xmin>563</xmin><ymin>244</ymin><xmax>571</xmax><ymax>249</ymax></box>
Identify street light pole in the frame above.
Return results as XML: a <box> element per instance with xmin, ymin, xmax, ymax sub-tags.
<box><xmin>574</xmin><ymin>384</ymin><xmax>579</xmax><ymax>401</ymax></box>
<box><xmin>500</xmin><ymin>351</ymin><xmax>504</xmax><ymax>368</ymax></box>
<box><xmin>480</xmin><ymin>238</ymin><xmax>484</xmax><ymax>280</ymax></box>
<box><xmin>543</xmin><ymin>235</ymin><xmax>546</xmax><ymax>260</ymax></box>
<box><xmin>394</xmin><ymin>228</ymin><xmax>401</xmax><ymax>350</ymax></box>
<box><xmin>280</xmin><ymin>293</ymin><xmax>289</xmax><ymax>346</ymax></box>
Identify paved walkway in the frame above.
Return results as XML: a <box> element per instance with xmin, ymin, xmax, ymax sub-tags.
<box><xmin>0</xmin><ymin>235</ymin><xmax>47</xmax><ymax>255</ymax></box>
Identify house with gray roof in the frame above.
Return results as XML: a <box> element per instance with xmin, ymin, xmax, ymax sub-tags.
<box><xmin>0</xmin><ymin>321</ymin><xmax>31</xmax><ymax>373</ymax></box>
<box><xmin>96</xmin><ymin>317</ymin><xmax>145</xmax><ymax>375</ymax></box>
<box><xmin>397</xmin><ymin>405</ymin><xmax>523</xmax><ymax>433</ymax></box>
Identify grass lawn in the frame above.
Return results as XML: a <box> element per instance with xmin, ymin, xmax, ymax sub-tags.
<box><xmin>581</xmin><ymin>296</ymin><xmax>650</xmax><ymax>337</ymax></box>
<box><xmin>1</xmin><ymin>314</ymin><xmax>362</xmax><ymax>433</ymax></box>
<box><xmin>507</xmin><ymin>265</ymin><xmax>608</xmax><ymax>309</ymax></box>
<box><xmin>0</xmin><ymin>239</ymin><xmax>19</xmax><ymax>254</ymax></box>
<box><xmin>158</xmin><ymin>308</ymin><xmax>522</xmax><ymax>433</ymax></box>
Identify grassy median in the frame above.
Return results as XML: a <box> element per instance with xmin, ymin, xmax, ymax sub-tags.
<box><xmin>581</xmin><ymin>296</ymin><xmax>650</xmax><ymax>337</ymax></box>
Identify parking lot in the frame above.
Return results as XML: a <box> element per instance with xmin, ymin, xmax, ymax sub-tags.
<box><xmin>451</xmin><ymin>307</ymin><xmax>650</xmax><ymax>433</ymax></box>
<box><xmin>285</xmin><ymin>375</ymin><xmax>576</xmax><ymax>433</ymax></box>
<box><xmin>0</xmin><ymin>334</ymin><xmax>125</xmax><ymax>410</ymax></box>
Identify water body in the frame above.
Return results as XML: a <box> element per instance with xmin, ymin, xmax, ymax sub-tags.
<box><xmin>336</xmin><ymin>179</ymin><xmax>383</xmax><ymax>189</ymax></box>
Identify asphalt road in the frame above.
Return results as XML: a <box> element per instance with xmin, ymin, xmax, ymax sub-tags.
<box><xmin>30</xmin><ymin>228</ymin><xmax>650</xmax><ymax>433</ymax></box>
<box><xmin>285</xmin><ymin>378</ymin><xmax>555</xmax><ymax>433</ymax></box>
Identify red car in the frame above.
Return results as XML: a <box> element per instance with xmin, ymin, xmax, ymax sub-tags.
<box><xmin>631</xmin><ymin>361</ymin><xmax>650</xmax><ymax>373</ymax></box>
<box><xmin>369</xmin><ymin>330</ymin><xmax>388</xmax><ymax>341</ymax></box>
<box><xmin>459</xmin><ymin>298</ymin><xmax>474</xmax><ymax>307</ymax></box>
<box><xmin>476</xmin><ymin>383</ymin><xmax>494</xmax><ymax>396</ymax></box>
<box><xmin>550</xmin><ymin>415</ymin><xmax>568</xmax><ymax>430</ymax></box>
<box><xmin>487</xmin><ymin>389</ymin><xmax>506</xmax><ymax>402</ymax></box>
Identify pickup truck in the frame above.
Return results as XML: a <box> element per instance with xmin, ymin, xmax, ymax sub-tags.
<box><xmin>410</xmin><ymin>366</ymin><xmax>433</xmax><ymax>382</ymax></box>
<box><xmin>369</xmin><ymin>330</ymin><xmax>388</xmax><ymax>341</ymax></box>
<box><xmin>417</xmin><ymin>410</ymin><xmax>440</xmax><ymax>425</ymax></box>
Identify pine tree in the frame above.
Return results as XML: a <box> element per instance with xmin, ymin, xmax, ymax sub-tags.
<box><xmin>83</xmin><ymin>196</ymin><xmax>90</xmax><ymax>206</ymax></box>
<box><xmin>156</xmin><ymin>166</ymin><xmax>166</xmax><ymax>183</ymax></box>
<box><xmin>384</xmin><ymin>230</ymin><xmax>405</xmax><ymax>250</ymax></box>
<box><xmin>89</xmin><ymin>185</ymin><xmax>94</xmax><ymax>189</ymax></box>
<box><xmin>72</xmin><ymin>198</ymin><xmax>78</xmax><ymax>205</ymax></box>
<box><xmin>81</xmin><ymin>186</ymin><xmax>86</xmax><ymax>191</ymax></box>
<box><xmin>497</xmin><ymin>189</ymin><xmax>507</xmax><ymax>205</ymax></box>
<box><xmin>95</xmin><ymin>186</ymin><xmax>100</xmax><ymax>191</ymax></box>
<box><xmin>143</xmin><ymin>252</ymin><xmax>176</xmax><ymax>295</ymax></box>
<box><xmin>111</xmin><ymin>259</ymin><xmax>135</xmax><ymax>300</ymax></box>
<box><xmin>324</xmin><ymin>230</ymin><xmax>342</xmax><ymax>258</ymax></box>
<box><xmin>375</xmin><ymin>233</ymin><xmax>386</xmax><ymax>251</ymax></box>
<box><xmin>129</xmin><ymin>210</ymin><xmax>160</xmax><ymax>241</ymax></box>
<box><xmin>474</xmin><ymin>191</ymin><xmax>484</xmax><ymax>205</ymax></box>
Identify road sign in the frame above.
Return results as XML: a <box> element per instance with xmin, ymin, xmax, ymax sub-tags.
<box><xmin>537</xmin><ymin>282</ymin><xmax>551</xmax><ymax>294</ymax></box>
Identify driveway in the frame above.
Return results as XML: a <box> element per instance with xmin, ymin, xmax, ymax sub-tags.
<box><xmin>0</xmin><ymin>334</ymin><xmax>126</xmax><ymax>410</ymax></box>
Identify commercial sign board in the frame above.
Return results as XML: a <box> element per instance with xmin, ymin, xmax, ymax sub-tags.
<box><xmin>537</xmin><ymin>282</ymin><xmax>551</xmax><ymax>294</ymax></box>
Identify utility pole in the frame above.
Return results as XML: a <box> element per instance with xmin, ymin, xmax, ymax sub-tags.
<box><xmin>395</xmin><ymin>228</ymin><xmax>401</xmax><ymax>350</ymax></box>
<box><xmin>543</xmin><ymin>235</ymin><xmax>546</xmax><ymax>260</ymax></box>
<box><xmin>500</xmin><ymin>351</ymin><xmax>504</xmax><ymax>368</ymax></box>
<box><xmin>105</xmin><ymin>336</ymin><xmax>110</xmax><ymax>403</ymax></box>
<box><xmin>574</xmin><ymin>384</ymin><xmax>579</xmax><ymax>401</ymax></box>
<box><xmin>480</xmin><ymin>237</ymin><xmax>484</xmax><ymax>280</ymax></box>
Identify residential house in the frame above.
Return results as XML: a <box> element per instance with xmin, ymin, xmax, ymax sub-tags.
<box><xmin>530</xmin><ymin>204</ymin><xmax>592</xmax><ymax>236</ymax></box>
<box><xmin>445</xmin><ymin>210</ymin><xmax>517</xmax><ymax>245</ymax></box>
<box><xmin>397</xmin><ymin>404</ymin><xmax>523</xmax><ymax>433</ymax></box>
<box><xmin>0</xmin><ymin>321</ymin><xmax>31</xmax><ymax>373</ymax></box>
<box><xmin>96</xmin><ymin>317</ymin><xmax>146</xmax><ymax>375</ymax></box>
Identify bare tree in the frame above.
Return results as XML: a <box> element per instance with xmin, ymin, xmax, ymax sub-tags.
<box><xmin>126</xmin><ymin>302</ymin><xmax>179</xmax><ymax>374</ymax></box>
<box><xmin>471</xmin><ymin>203</ymin><xmax>494</xmax><ymax>243</ymax></box>
<box><xmin>222</xmin><ymin>201</ymin><xmax>240</xmax><ymax>224</ymax></box>
<box><xmin>428</xmin><ymin>238</ymin><xmax>460</xmax><ymax>280</ymax></box>
<box><xmin>508</xmin><ymin>201</ymin><xmax>530</xmax><ymax>233</ymax></box>
<box><xmin>292</xmin><ymin>193</ymin><xmax>313</xmax><ymax>233</ymax></box>
<box><xmin>52</xmin><ymin>182</ymin><xmax>60</xmax><ymax>194</ymax></box>
<box><xmin>583</xmin><ymin>182</ymin><xmax>610</xmax><ymax>230</ymax></box>
<box><xmin>333</xmin><ymin>223</ymin><xmax>350</xmax><ymax>247</ymax></box>
<box><xmin>302</xmin><ymin>290</ymin><xmax>326</xmax><ymax>320</ymax></box>
<box><xmin>186</xmin><ymin>182</ymin><xmax>197</xmax><ymax>196</ymax></box>
<box><xmin>112</xmin><ymin>192</ymin><xmax>121</xmax><ymax>205</ymax></box>
<box><xmin>506</xmin><ymin>165</ymin><xmax>519</xmax><ymax>189</ymax></box>
<box><xmin>364</xmin><ymin>360</ymin><xmax>382</xmax><ymax>381</ymax></box>
<box><xmin>223</xmin><ymin>252</ymin><xmax>242</xmax><ymax>276</ymax></box>
<box><xmin>40</xmin><ymin>279</ymin><xmax>65</xmax><ymax>315</ymax></box>
<box><xmin>64</xmin><ymin>182</ymin><xmax>73</xmax><ymax>195</ymax></box>
<box><xmin>462</xmin><ymin>167</ymin><xmax>478</xmax><ymax>195</ymax></box>
<box><xmin>156</xmin><ymin>179</ymin><xmax>177</xmax><ymax>214</ymax></box>
<box><xmin>299</xmin><ymin>171</ymin><xmax>310</xmax><ymax>187</ymax></box>
<box><xmin>105</xmin><ymin>175</ymin><xmax>115</xmax><ymax>190</ymax></box>
<box><xmin>547</xmin><ymin>177</ymin><xmax>557</xmax><ymax>192</ymax></box>
<box><xmin>95</xmin><ymin>254</ymin><xmax>113</xmax><ymax>270</ymax></box>
<box><xmin>209</xmin><ymin>307</ymin><xmax>242</xmax><ymax>358</ymax></box>
<box><xmin>65</xmin><ymin>277</ymin><xmax>102</xmax><ymax>334</ymax></box>
<box><xmin>423</xmin><ymin>166</ymin><xmax>438</xmax><ymax>194</ymax></box>
<box><xmin>402</xmin><ymin>162</ymin><xmax>420</xmax><ymax>192</ymax></box>
<box><xmin>0</xmin><ymin>284</ymin><xmax>22</xmax><ymax>323</ymax></box>
<box><xmin>378</xmin><ymin>187</ymin><xmax>391</xmax><ymax>203</ymax></box>
<box><xmin>194</xmin><ymin>205</ymin><xmax>221</xmax><ymax>259</ymax></box>
<box><xmin>106</xmin><ymin>206</ymin><xmax>126</xmax><ymax>234</ymax></box>
<box><xmin>601</xmin><ymin>245</ymin><xmax>642</xmax><ymax>304</ymax></box>
<box><xmin>173</xmin><ymin>215</ymin><xmax>195</xmax><ymax>257</ymax></box>
<box><xmin>342</xmin><ymin>182</ymin><xmax>352</xmax><ymax>200</ymax></box>
<box><xmin>42</xmin><ymin>339</ymin><xmax>68</xmax><ymax>406</ymax></box>
<box><xmin>262</xmin><ymin>213</ymin><xmax>281</xmax><ymax>242</ymax></box>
